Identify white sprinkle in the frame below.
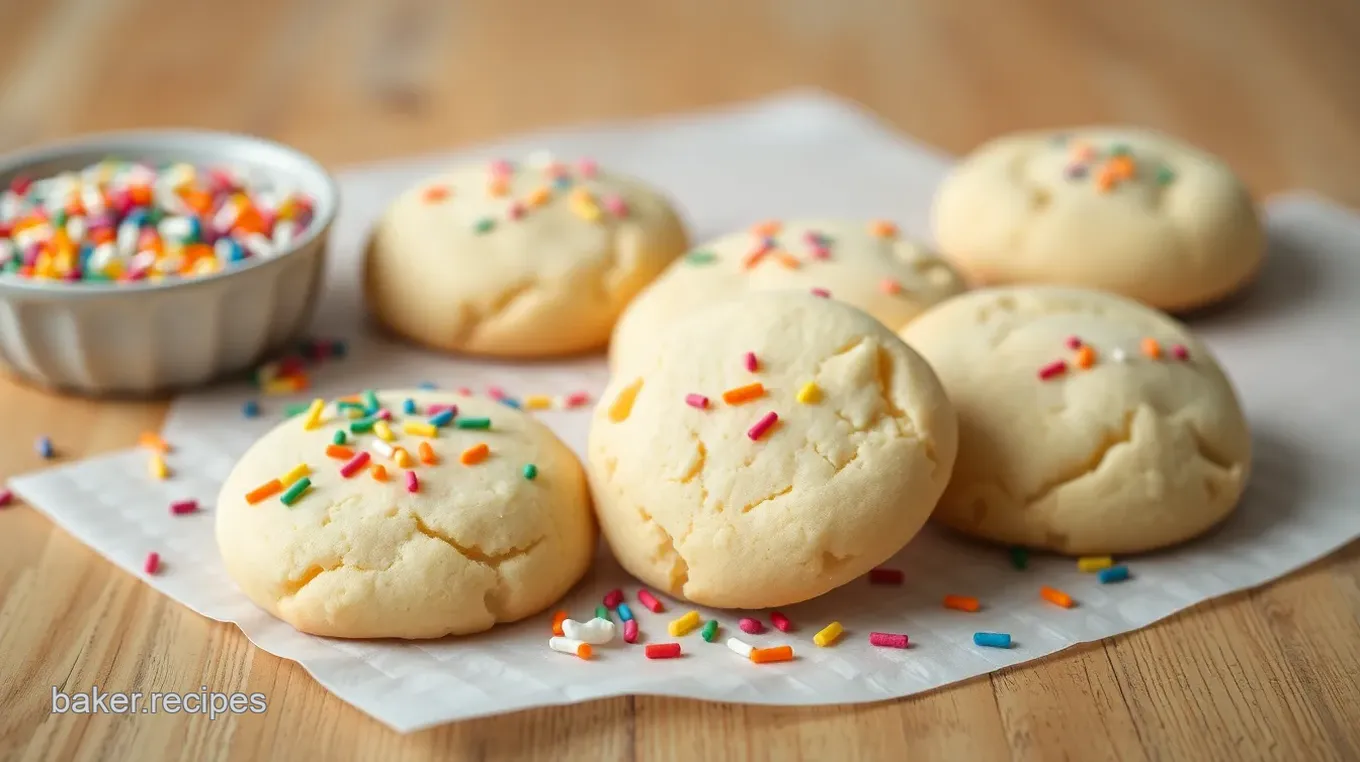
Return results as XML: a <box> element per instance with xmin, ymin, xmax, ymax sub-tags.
<box><xmin>0</xmin><ymin>239</ymin><xmax>15</xmax><ymax>266</ymax></box>
<box><xmin>371</xmin><ymin>440</ymin><xmax>396</xmax><ymax>459</ymax></box>
<box><xmin>212</xmin><ymin>199</ymin><xmax>241</xmax><ymax>231</ymax></box>
<box><xmin>158</xmin><ymin>215</ymin><xmax>194</xmax><ymax>241</ymax></box>
<box><xmin>548</xmin><ymin>637</ymin><xmax>590</xmax><ymax>657</ymax></box>
<box><xmin>272</xmin><ymin>220</ymin><xmax>296</xmax><ymax>250</ymax></box>
<box><xmin>64</xmin><ymin>215</ymin><xmax>86</xmax><ymax>242</ymax></box>
<box><xmin>80</xmin><ymin>183</ymin><xmax>105</xmax><ymax>214</ymax></box>
<box><xmin>243</xmin><ymin>233</ymin><xmax>274</xmax><ymax>259</ymax></box>
<box><xmin>1111</xmin><ymin>348</ymin><xmax>1128</xmax><ymax>364</ymax></box>
<box><xmin>88</xmin><ymin>242</ymin><xmax>116</xmax><ymax>274</ymax></box>
<box><xmin>562</xmin><ymin>617</ymin><xmax>616</xmax><ymax>645</ymax></box>
<box><xmin>116</xmin><ymin>221</ymin><xmax>141</xmax><ymax>256</ymax></box>
<box><xmin>727</xmin><ymin>637</ymin><xmax>754</xmax><ymax>658</ymax></box>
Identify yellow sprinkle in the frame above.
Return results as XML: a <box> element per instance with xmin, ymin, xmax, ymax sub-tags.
<box><xmin>394</xmin><ymin>447</ymin><xmax>414</xmax><ymax>468</ymax></box>
<box><xmin>403</xmin><ymin>421</ymin><xmax>437</xmax><ymax>438</ymax></box>
<box><xmin>668</xmin><ymin>611</ymin><xmax>702</xmax><ymax>637</ymax></box>
<box><xmin>796</xmin><ymin>382</ymin><xmax>821</xmax><ymax>404</ymax></box>
<box><xmin>1077</xmin><ymin>556</ymin><xmax>1114</xmax><ymax>573</ymax></box>
<box><xmin>813</xmin><ymin>621</ymin><xmax>844</xmax><ymax>647</ymax></box>
<box><xmin>148</xmin><ymin>454</ymin><xmax>169</xmax><ymax>480</ymax></box>
<box><xmin>262</xmin><ymin>379</ymin><xmax>295</xmax><ymax>395</ymax></box>
<box><xmin>301</xmin><ymin>398</ymin><xmax>326</xmax><ymax>430</ymax></box>
<box><xmin>280</xmin><ymin>463</ymin><xmax>310</xmax><ymax>487</ymax></box>
<box><xmin>345</xmin><ymin>408</ymin><xmax>364</xmax><ymax>419</ymax></box>
<box><xmin>373</xmin><ymin>420</ymin><xmax>395</xmax><ymax>442</ymax></box>
<box><xmin>524</xmin><ymin>395</ymin><xmax>553</xmax><ymax>410</ymax></box>
<box><xmin>571</xmin><ymin>195</ymin><xmax>602</xmax><ymax>222</ymax></box>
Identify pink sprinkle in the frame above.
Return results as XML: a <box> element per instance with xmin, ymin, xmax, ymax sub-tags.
<box><xmin>685</xmin><ymin>394</ymin><xmax>710</xmax><ymax>409</ymax></box>
<box><xmin>809</xmin><ymin>245</ymin><xmax>830</xmax><ymax>260</ymax></box>
<box><xmin>870</xmin><ymin>632</ymin><xmax>909</xmax><ymax>649</ymax></box>
<box><xmin>1038</xmin><ymin>360</ymin><xmax>1068</xmax><ymax>380</ymax></box>
<box><xmin>738</xmin><ymin>617</ymin><xmax>764</xmax><ymax>634</ymax></box>
<box><xmin>603</xmin><ymin>194</ymin><xmax>628</xmax><ymax>217</ymax></box>
<box><xmin>489</xmin><ymin>159</ymin><xmax>513</xmax><ymax>176</ymax></box>
<box><xmin>744</xmin><ymin>352</ymin><xmax>758</xmax><ymax>372</ymax></box>
<box><xmin>340</xmin><ymin>451</ymin><xmax>371</xmax><ymax>478</ymax></box>
<box><xmin>637</xmin><ymin>588</ymin><xmax>664</xmax><ymax>613</ymax></box>
<box><xmin>1066</xmin><ymin>335</ymin><xmax>1083</xmax><ymax>349</ymax></box>
<box><xmin>623</xmin><ymin>619</ymin><xmax>639</xmax><ymax>643</ymax></box>
<box><xmin>577</xmin><ymin>158</ymin><xmax>598</xmax><ymax>178</ymax></box>
<box><xmin>488</xmin><ymin>386</ymin><xmax>506</xmax><ymax>401</ymax></box>
<box><xmin>770</xmin><ymin>611</ymin><xmax>793</xmax><ymax>632</ymax></box>
<box><xmin>1171</xmin><ymin>344</ymin><xmax>1190</xmax><ymax>360</ymax></box>
<box><xmin>868</xmin><ymin>568</ymin><xmax>904</xmax><ymax>585</ymax></box>
<box><xmin>603</xmin><ymin>589</ymin><xmax>624</xmax><ymax>608</ymax></box>
<box><xmin>457</xmin><ymin>387</ymin><xmax>473</xmax><ymax>396</ymax></box>
<box><xmin>508</xmin><ymin>202</ymin><xmax>526</xmax><ymax>220</ymax></box>
<box><xmin>747</xmin><ymin>411</ymin><xmax>778</xmax><ymax>440</ymax></box>
<box><xmin>143</xmin><ymin>552</ymin><xmax>161</xmax><ymax>575</ymax></box>
<box><xmin>0</xmin><ymin>489</ymin><xmax>12</xmax><ymax>508</ymax></box>
<box><xmin>428</xmin><ymin>404</ymin><xmax>456</xmax><ymax>416</ymax></box>
<box><xmin>169</xmin><ymin>499</ymin><xmax>198</xmax><ymax>516</ymax></box>
<box><xmin>564</xmin><ymin>391</ymin><xmax>591</xmax><ymax>408</ymax></box>
<box><xmin>376</xmin><ymin>409</ymin><xmax>392</xmax><ymax>421</ymax></box>
<box><xmin>405</xmin><ymin>470</ymin><xmax>419</xmax><ymax>493</ymax></box>
<box><xmin>810</xmin><ymin>288</ymin><xmax>831</xmax><ymax>298</ymax></box>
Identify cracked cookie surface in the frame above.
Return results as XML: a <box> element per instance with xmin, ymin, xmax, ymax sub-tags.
<box><xmin>900</xmin><ymin>286</ymin><xmax>1251</xmax><ymax>555</ymax></box>
<box><xmin>215</xmin><ymin>391</ymin><xmax>595</xmax><ymax>639</ymax></box>
<box><xmin>609</xmin><ymin>219</ymin><xmax>965</xmax><ymax>371</ymax></box>
<box><xmin>933</xmin><ymin>128</ymin><xmax>1264</xmax><ymax>311</ymax></box>
<box><xmin>588</xmin><ymin>292</ymin><xmax>957</xmax><ymax>608</ymax></box>
<box><xmin>365</xmin><ymin>156</ymin><xmax>689</xmax><ymax>357</ymax></box>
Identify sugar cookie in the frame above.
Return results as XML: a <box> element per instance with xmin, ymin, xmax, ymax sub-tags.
<box><xmin>216</xmin><ymin>391</ymin><xmax>595</xmax><ymax>639</ymax></box>
<box><xmin>900</xmin><ymin>286</ymin><xmax>1251</xmax><ymax>554</ymax></box>
<box><xmin>608</xmin><ymin>219</ymin><xmax>964</xmax><ymax>370</ymax></box>
<box><xmin>589</xmin><ymin>291</ymin><xmax>957</xmax><ymax>608</ymax></box>
<box><xmin>933</xmin><ymin>129</ymin><xmax>1264</xmax><ymax>311</ymax></box>
<box><xmin>365</xmin><ymin>156</ymin><xmax>689</xmax><ymax>357</ymax></box>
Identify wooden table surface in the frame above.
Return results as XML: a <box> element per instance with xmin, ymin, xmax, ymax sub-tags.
<box><xmin>2</xmin><ymin>0</ymin><xmax>1359</xmax><ymax>759</ymax></box>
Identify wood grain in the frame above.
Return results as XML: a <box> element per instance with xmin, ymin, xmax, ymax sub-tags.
<box><xmin>2</xmin><ymin>0</ymin><xmax>1359</xmax><ymax>759</ymax></box>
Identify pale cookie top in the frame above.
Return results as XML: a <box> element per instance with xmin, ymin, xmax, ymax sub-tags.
<box><xmin>590</xmin><ymin>292</ymin><xmax>957</xmax><ymax>608</ymax></box>
<box><xmin>215</xmin><ymin>391</ymin><xmax>594</xmax><ymax>639</ymax></box>
<box><xmin>933</xmin><ymin>129</ymin><xmax>1264</xmax><ymax>311</ymax></box>
<box><xmin>901</xmin><ymin>286</ymin><xmax>1250</xmax><ymax>553</ymax></box>
<box><xmin>366</xmin><ymin>156</ymin><xmax>689</xmax><ymax>356</ymax></box>
<box><xmin>608</xmin><ymin>219</ymin><xmax>965</xmax><ymax>369</ymax></box>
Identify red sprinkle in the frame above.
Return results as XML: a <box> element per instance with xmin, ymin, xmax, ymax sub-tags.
<box><xmin>1171</xmin><ymin>344</ymin><xmax>1190</xmax><ymax>360</ymax></box>
<box><xmin>623</xmin><ymin>619</ymin><xmax>639</xmax><ymax>643</ymax></box>
<box><xmin>565</xmin><ymin>391</ymin><xmax>591</xmax><ymax>408</ymax></box>
<box><xmin>143</xmin><ymin>552</ymin><xmax>161</xmax><ymax>575</ymax></box>
<box><xmin>603</xmin><ymin>589</ymin><xmax>624</xmax><ymax>608</ymax></box>
<box><xmin>770</xmin><ymin>611</ymin><xmax>794</xmax><ymax>632</ymax></box>
<box><xmin>869</xmin><ymin>632</ymin><xmax>909</xmax><ymax>649</ymax></box>
<box><xmin>405</xmin><ymin>470</ymin><xmax>419</xmax><ymax>493</ymax></box>
<box><xmin>637</xmin><ymin>588</ymin><xmax>664</xmax><ymax>613</ymax></box>
<box><xmin>0</xmin><ymin>489</ymin><xmax>13</xmax><ymax>508</ymax></box>
<box><xmin>744</xmin><ymin>352</ymin><xmax>758</xmax><ymax>372</ymax></box>
<box><xmin>645</xmin><ymin>643</ymin><xmax>682</xmax><ymax>659</ymax></box>
<box><xmin>685</xmin><ymin>393</ymin><xmax>710</xmax><ymax>409</ymax></box>
<box><xmin>1066</xmin><ymin>335</ymin><xmax>1082</xmax><ymax>349</ymax></box>
<box><xmin>738</xmin><ymin>617</ymin><xmax>764</xmax><ymax>634</ymax></box>
<box><xmin>810</xmin><ymin>288</ymin><xmax>831</xmax><ymax>298</ymax></box>
<box><xmin>1038</xmin><ymin>360</ymin><xmax>1068</xmax><ymax>380</ymax></box>
<box><xmin>868</xmin><ymin>568</ymin><xmax>904</xmax><ymax>585</ymax></box>
<box><xmin>169</xmin><ymin>499</ymin><xmax>198</xmax><ymax>516</ymax></box>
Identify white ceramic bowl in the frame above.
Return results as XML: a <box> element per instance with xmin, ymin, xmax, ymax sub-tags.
<box><xmin>0</xmin><ymin>130</ymin><xmax>338</xmax><ymax>396</ymax></box>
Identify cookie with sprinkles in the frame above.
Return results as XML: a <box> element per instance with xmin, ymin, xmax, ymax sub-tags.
<box><xmin>933</xmin><ymin>128</ymin><xmax>1264</xmax><ymax>311</ymax></box>
<box><xmin>608</xmin><ymin>219</ymin><xmax>964</xmax><ymax>370</ymax></box>
<box><xmin>588</xmin><ymin>292</ymin><xmax>957</xmax><ymax>609</ymax></box>
<box><xmin>901</xmin><ymin>286</ymin><xmax>1250</xmax><ymax>555</ymax></box>
<box><xmin>215</xmin><ymin>391</ymin><xmax>595</xmax><ymax>639</ymax></box>
<box><xmin>364</xmin><ymin>156</ymin><xmax>689</xmax><ymax>357</ymax></box>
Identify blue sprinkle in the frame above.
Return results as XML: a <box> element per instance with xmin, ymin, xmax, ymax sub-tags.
<box><xmin>500</xmin><ymin>398</ymin><xmax>521</xmax><ymax>409</ymax></box>
<box><xmin>242</xmin><ymin>400</ymin><xmax>260</xmax><ymax>418</ymax></box>
<box><xmin>616</xmin><ymin>603</ymin><xmax>634</xmax><ymax>622</ymax></box>
<box><xmin>402</xmin><ymin>398</ymin><xmax>417</xmax><ymax>415</ymax></box>
<box><xmin>1098</xmin><ymin>565</ymin><xmax>1130</xmax><ymax>584</ymax></box>
<box><xmin>552</xmin><ymin>175</ymin><xmax>573</xmax><ymax>189</ymax></box>
<box><xmin>36</xmin><ymin>436</ymin><xmax>53</xmax><ymax>459</ymax></box>
<box><xmin>973</xmin><ymin>632</ymin><xmax>1011</xmax><ymax>649</ymax></box>
<box><xmin>429</xmin><ymin>408</ymin><xmax>455</xmax><ymax>427</ymax></box>
<box><xmin>417</xmin><ymin>381</ymin><xmax>437</xmax><ymax>390</ymax></box>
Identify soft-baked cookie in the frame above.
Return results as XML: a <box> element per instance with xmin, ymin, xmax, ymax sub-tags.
<box><xmin>589</xmin><ymin>291</ymin><xmax>957</xmax><ymax>608</ymax></box>
<box><xmin>366</xmin><ymin>156</ymin><xmax>689</xmax><ymax>357</ymax></box>
<box><xmin>900</xmin><ymin>286</ymin><xmax>1251</xmax><ymax>555</ymax></box>
<box><xmin>215</xmin><ymin>391</ymin><xmax>595</xmax><ymax>639</ymax></box>
<box><xmin>608</xmin><ymin>219</ymin><xmax>965</xmax><ymax>370</ymax></box>
<box><xmin>933</xmin><ymin>129</ymin><xmax>1264</xmax><ymax>311</ymax></box>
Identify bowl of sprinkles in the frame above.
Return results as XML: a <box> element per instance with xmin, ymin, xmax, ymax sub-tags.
<box><xmin>0</xmin><ymin>130</ymin><xmax>337</xmax><ymax>395</ymax></box>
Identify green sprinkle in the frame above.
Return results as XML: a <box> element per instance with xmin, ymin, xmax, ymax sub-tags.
<box><xmin>595</xmin><ymin>605</ymin><xmax>610</xmax><ymax>621</ymax></box>
<box><xmin>1110</xmin><ymin>143</ymin><xmax>1131</xmax><ymax>157</ymax></box>
<box><xmin>522</xmin><ymin>463</ymin><xmax>538</xmax><ymax>480</ymax></box>
<box><xmin>331</xmin><ymin>430</ymin><xmax>347</xmax><ymax>445</ymax></box>
<box><xmin>1156</xmin><ymin>166</ymin><xmax>1176</xmax><ymax>185</ymax></box>
<box><xmin>456</xmin><ymin>417</ymin><xmax>492</xmax><ymax>430</ymax></box>
<box><xmin>280</xmin><ymin>477</ymin><xmax>311</xmax><ymax>506</ymax></box>
<box><xmin>701</xmin><ymin>620</ymin><xmax>719</xmax><ymax>642</ymax></box>
<box><xmin>473</xmin><ymin>217</ymin><xmax>495</xmax><ymax>234</ymax></box>
<box><xmin>283</xmin><ymin>402</ymin><xmax>311</xmax><ymax>417</ymax></box>
<box><xmin>350</xmin><ymin>418</ymin><xmax>376</xmax><ymax>433</ymax></box>
<box><xmin>337</xmin><ymin>401</ymin><xmax>366</xmax><ymax>412</ymax></box>
<box><xmin>685</xmin><ymin>250</ymin><xmax>716</xmax><ymax>265</ymax></box>
<box><xmin>362</xmin><ymin>390</ymin><xmax>381</xmax><ymax>412</ymax></box>
<box><xmin>1009</xmin><ymin>546</ymin><xmax>1029</xmax><ymax>571</ymax></box>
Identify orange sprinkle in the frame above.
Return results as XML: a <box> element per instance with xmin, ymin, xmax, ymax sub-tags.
<box><xmin>1070</xmin><ymin>142</ymin><xmax>1095</xmax><ymax>162</ymax></box>
<box><xmin>422</xmin><ymin>185</ymin><xmax>450</xmax><ymax>203</ymax></box>
<box><xmin>552</xmin><ymin>610</ymin><xmax>568</xmax><ymax>636</ymax></box>
<box><xmin>245</xmin><ymin>479</ymin><xmax>283</xmax><ymax>505</ymax></box>
<box><xmin>488</xmin><ymin>176</ymin><xmax>509</xmax><ymax>197</ymax></box>
<box><xmin>371</xmin><ymin>464</ymin><xmax>388</xmax><ymax>482</ymax></box>
<box><xmin>138</xmin><ymin>431</ymin><xmax>170</xmax><ymax>453</ymax></box>
<box><xmin>1108</xmin><ymin>155</ymin><xmax>1135</xmax><ymax>180</ymax></box>
<box><xmin>721</xmin><ymin>383</ymin><xmax>765</xmax><ymax>405</ymax></box>
<box><xmin>870</xmin><ymin>220</ymin><xmax>898</xmax><ymax>238</ymax></box>
<box><xmin>527</xmin><ymin>186</ymin><xmax>552</xmax><ymax>207</ymax></box>
<box><xmin>774</xmin><ymin>251</ymin><xmax>800</xmax><ymax>269</ymax></box>
<box><xmin>326</xmin><ymin>445</ymin><xmax>354</xmax><ymax>459</ymax></box>
<box><xmin>418</xmin><ymin>441</ymin><xmax>438</xmax><ymax>465</ymax></box>
<box><xmin>742</xmin><ymin>248</ymin><xmax>768</xmax><ymax>270</ymax></box>
<box><xmin>751</xmin><ymin>220</ymin><xmax>782</xmax><ymax>237</ymax></box>
<box><xmin>460</xmin><ymin>442</ymin><xmax>490</xmax><ymax>465</ymax></box>
<box><xmin>879</xmin><ymin>278</ymin><xmax>902</xmax><ymax>295</ymax></box>
<box><xmin>1141</xmin><ymin>337</ymin><xmax>1162</xmax><ymax>359</ymax></box>
<box><xmin>1096</xmin><ymin>166</ymin><xmax>1118</xmax><ymax>192</ymax></box>
<box><xmin>943</xmin><ymin>594</ymin><xmax>980</xmax><ymax>613</ymax></box>
<box><xmin>750</xmin><ymin>645</ymin><xmax>794</xmax><ymax>664</ymax></box>
<box><xmin>1041</xmin><ymin>586</ymin><xmax>1075</xmax><ymax>608</ymax></box>
<box><xmin>1076</xmin><ymin>345</ymin><xmax>1096</xmax><ymax>369</ymax></box>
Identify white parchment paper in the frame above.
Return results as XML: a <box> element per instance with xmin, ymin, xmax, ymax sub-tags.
<box><xmin>11</xmin><ymin>92</ymin><xmax>1360</xmax><ymax>733</ymax></box>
